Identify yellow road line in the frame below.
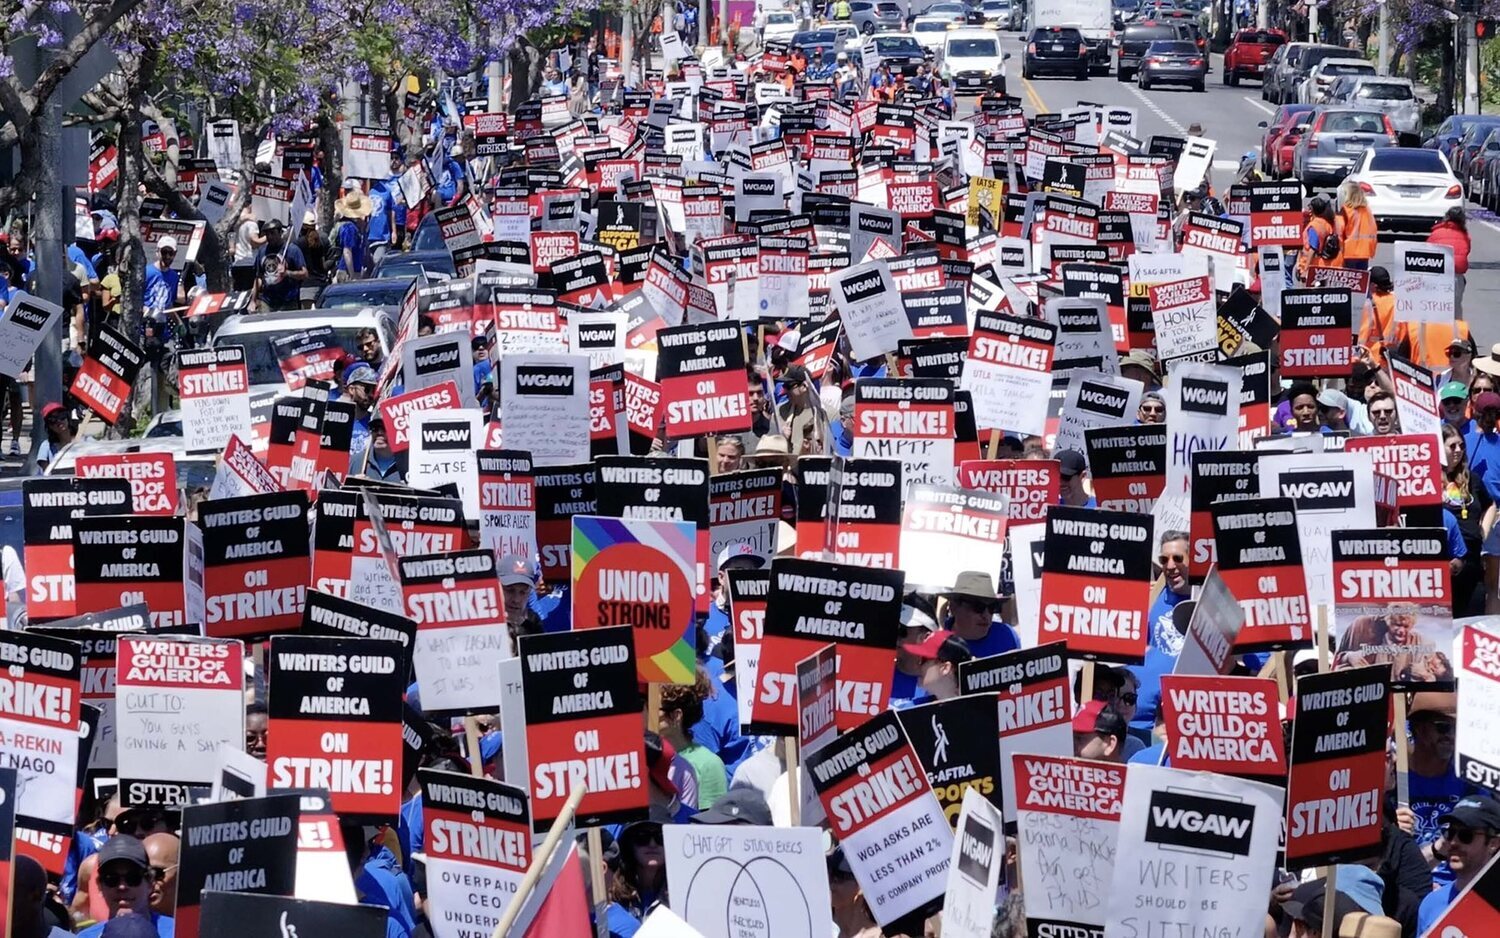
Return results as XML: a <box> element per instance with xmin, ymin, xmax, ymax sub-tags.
<box><xmin>1020</xmin><ymin>74</ymin><xmax>1048</xmax><ymax>115</ymax></box>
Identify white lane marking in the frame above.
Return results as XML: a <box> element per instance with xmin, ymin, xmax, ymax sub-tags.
<box><xmin>1127</xmin><ymin>84</ymin><xmax>1185</xmax><ymax>135</ymax></box>
<box><xmin>1243</xmin><ymin>95</ymin><xmax>1276</xmax><ymax>115</ymax></box>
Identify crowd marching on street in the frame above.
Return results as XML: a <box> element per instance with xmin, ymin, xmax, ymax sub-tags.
<box><xmin>11</xmin><ymin>2</ymin><xmax>1500</xmax><ymax>938</ymax></box>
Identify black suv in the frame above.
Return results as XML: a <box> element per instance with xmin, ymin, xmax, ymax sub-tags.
<box><xmin>1023</xmin><ymin>26</ymin><xmax>1090</xmax><ymax>81</ymax></box>
<box><xmin>1117</xmin><ymin>22</ymin><xmax>1179</xmax><ymax>80</ymax></box>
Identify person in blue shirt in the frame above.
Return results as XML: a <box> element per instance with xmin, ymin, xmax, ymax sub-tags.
<box><xmin>142</xmin><ymin>238</ymin><xmax>182</xmax><ymax>313</ymax></box>
<box><xmin>365</xmin><ymin>179</ymin><xmax>396</xmax><ymax>270</ymax></box>
<box><xmin>1465</xmin><ymin>390</ymin><xmax>1500</xmax><ymax>503</ymax></box>
<box><xmin>890</xmin><ymin>604</ymin><xmax>938</xmax><ymax>709</ymax></box>
<box><xmin>435</xmin><ymin>144</ymin><xmax>467</xmax><ymax>205</ymax></box>
<box><xmin>940</xmin><ymin>571</ymin><xmax>1020</xmax><ymax>659</ymax></box>
<box><xmin>333</xmin><ymin>181</ymin><xmax>372</xmax><ymax>279</ymax></box>
<box><xmin>1127</xmin><ymin>531</ymin><xmax>1191</xmax><ymax>741</ymax></box>
<box><xmin>68</xmin><ymin>242</ymin><xmax>99</xmax><ymax>282</ymax></box>
<box><xmin>1407</xmin><ymin>696</ymin><xmax>1472</xmax><ymax>880</ymax></box>
<box><xmin>1058</xmin><ymin>450</ymin><xmax>1097</xmax><ymax>508</ymax></box>
<box><xmin>1416</xmin><ymin>795</ymin><xmax>1500</xmax><ymax>935</ymax></box>
<box><xmin>251</xmin><ymin>220</ymin><xmax>308</xmax><ymax>311</ymax></box>
<box><xmin>76</xmin><ymin>837</ymin><xmax>175</xmax><ymax>938</ymax></box>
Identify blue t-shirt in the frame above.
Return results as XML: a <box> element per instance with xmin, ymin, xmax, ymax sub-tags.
<box><xmin>690</xmin><ymin>672</ymin><xmax>752</xmax><ymax>775</ymax></box>
<box><xmin>956</xmin><ymin>620</ymin><xmax>1021</xmax><ymax>659</ymax></box>
<box><xmin>62</xmin><ymin>828</ymin><xmax>104</xmax><ymax>901</ymax></box>
<box><xmin>1444</xmin><ymin>508</ymin><xmax>1468</xmax><ymax>559</ymax></box>
<box><xmin>78</xmin><ymin>912</ymin><xmax>175</xmax><ymax>938</ymax></box>
<box><xmin>1128</xmin><ymin>588</ymin><xmax>1189</xmax><ymax>735</ymax></box>
<box><xmin>436</xmin><ymin>159</ymin><xmax>464</xmax><ymax>202</ymax></box>
<box><xmin>367</xmin><ymin>184</ymin><xmax>393</xmax><ymax>243</ymax></box>
<box><xmin>531</xmin><ymin>585</ymin><xmax>571</xmax><ymax>632</ymax></box>
<box><xmin>68</xmin><ymin>243</ymin><xmax>98</xmax><ymax>280</ymax></box>
<box><xmin>889</xmin><ymin>668</ymin><xmax>932</xmax><ymax>710</ymax></box>
<box><xmin>143</xmin><ymin>263</ymin><xmax>179</xmax><ymax>311</ymax></box>
<box><xmin>357</xmin><ymin>846</ymin><xmax>419</xmax><ymax>936</ymax></box>
<box><xmin>336</xmin><ymin>221</ymin><xmax>365</xmax><ymax>274</ymax></box>
<box><xmin>397</xmin><ymin>794</ymin><xmax>424</xmax><ymax>877</ymax></box>
<box><xmin>1464</xmin><ymin>428</ymin><xmax>1500</xmax><ymax>503</ymax></box>
<box><xmin>1417</xmin><ymin>881</ymin><xmax>1460</xmax><ymax>935</ymax></box>
<box><xmin>255</xmin><ymin>243</ymin><xmax>307</xmax><ymax>307</ymax></box>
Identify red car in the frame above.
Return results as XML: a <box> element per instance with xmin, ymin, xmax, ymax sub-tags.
<box><xmin>1260</xmin><ymin>102</ymin><xmax>1314</xmax><ymax>177</ymax></box>
<box><xmin>1222</xmin><ymin>28</ymin><xmax>1287</xmax><ymax>86</ymax></box>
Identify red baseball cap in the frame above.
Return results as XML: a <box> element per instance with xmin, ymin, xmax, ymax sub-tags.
<box><xmin>906</xmin><ymin>630</ymin><xmax>972</xmax><ymax>663</ymax></box>
<box><xmin>1072</xmin><ymin>699</ymin><xmax>1127</xmax><ymax>739</ymax></box>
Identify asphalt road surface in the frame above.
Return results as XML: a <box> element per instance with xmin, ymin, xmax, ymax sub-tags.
<box><xmin>972</xmin><ymin>31</ymin><xmax>1500</xmax><ymax>348</ymax></box>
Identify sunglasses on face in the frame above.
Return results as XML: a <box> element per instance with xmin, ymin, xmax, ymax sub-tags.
<box><xmin>114</xmin><ymin>812</ymin><xmax>164</xmax><ymax>835</ymax></box>
<box><xmin>1425</xmin><ymin>720</ymin><xmax>1456</xmax><ymax>736</ymax></box>
<box><xmin>1370</xmin><ymin>408</ymin><xmax>1396</xmax><ymax>418</ymax></box>
<box><xmin>1140</xmin><ymin>404</ymin><xmax>1164</xmax><ymax>414</ymax></box>
<box><xmin>1443</xmin><ymin>825</ymin><xmax>1486</xmax><ymax>845</ymax></box>
<box><xmin>1158</xmin><ymin>553</ymin><xmax>1186</xmax><ymax>565</ymax></box>
<box><xmin>1118</xmin><ymin>692</ymin><xmax>1138</xmax><ymax>705</ymax></box>
<box><xmin>100</xmin><ymin>868</ymin><xmax>147</xmax><ymax>888</ymax></box>
<box><xmin>631</xmin><ymin>830</ymin><xmax>664</xmax><ymax>846</ymax></box>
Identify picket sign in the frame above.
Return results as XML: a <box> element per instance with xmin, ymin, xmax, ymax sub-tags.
<box><xmin>493</xmin><ymin>784</ymin><xmax>588</xmax><ymax>938</ymax></box>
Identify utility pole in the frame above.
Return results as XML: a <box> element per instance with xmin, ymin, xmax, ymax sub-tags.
<box><xmin>1256</xmin><ymin>0</ymin><xmax>1266</xmax><ymax>31</ymax></box>
<box><xmin>1309</xmin><ymin>0</ymin><xmax>1317</xmax><ymax>42</ymax></box>
<box><xmin>487</xmin><ymin>56</ymin><xmax>503</xmax><ymax>112</ymax></box>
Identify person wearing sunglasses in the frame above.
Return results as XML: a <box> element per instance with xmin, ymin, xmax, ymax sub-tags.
<box><xmin>1126</xmin><ymin>531</ymin><xmax>1192</xmax><ymax>746</ymax></box>
<box><xmin>1417</xmin><ymin>795</ymin><xmax>1500</xmax><ymax>934</ymax></box>
<box><xmin>1440</xmin><ymin>382</ymin><xmax>1473</xmax><ymax>434</ymax></box>
<box><xmin>940</xmin><ymin>571</ymin><xmax>1018</xmax><ymax>659</ymax></box>
<box><xmin>605</xmin><ymin>811</ymin><xmax>671</xmax><ymax>932</ymax></box>
<box><xmin>1136</xmin><ymin>390</ymin><xmax>1165</xmax><ymax>425</ymax></box>
<box><xmin>75</xmin><ymin>837</ymin><xmax>172</xmax><ymax>938</ymax></box>
<box><xmin>1407</xmin><ymin>694</ymin><xmax>1468</xmax><ymax>875</ymax></box>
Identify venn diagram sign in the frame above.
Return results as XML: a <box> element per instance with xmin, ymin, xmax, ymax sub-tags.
<box><xmin>664</xmin><ymin>825</ymin><xmax>832</xmax><ymax>938</ymax></box>
<box><xmin>571</xmin><ymin>515</ymin><xmax>697</xmax><ymax>684</ymax></box>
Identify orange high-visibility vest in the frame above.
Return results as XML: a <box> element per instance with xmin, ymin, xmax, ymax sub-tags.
<box><xmin>1395</xmin><ymin>320</ymin><xmax>1471</xmax><ymax>370</ymax></box>
<box><xmin>1296</xmin><ymin>216</ymin><xmax>1339</xmax><ymax>283</ymax></box>
<box><xmin>1358</xmin><ymin>291</ymin><xmax>1397</xmax><ymax>365</ymax></box>
<box><xmin>1338</xmin><ymin>205</ymin><xmax>1378</xmax><ymax>261</ymax></box>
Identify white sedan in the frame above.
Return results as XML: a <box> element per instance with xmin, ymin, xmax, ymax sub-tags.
<box><xmin>1342</xmin><ymin>147</ymin><xmax>1463</xmax><ymax>232</ymax></box>
<box><xmin>762</xmin><ymin>9</ymin><xmax>803</xmax><ymax>44</ymax></box>
<box><xmin>911</xmin><ymin>15</ymin><xmax>953</xmax><ymax>51</ymax></box>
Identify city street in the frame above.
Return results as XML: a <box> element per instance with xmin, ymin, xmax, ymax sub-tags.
<box><xmin>985</xmin><ymin>32</ymin><xmax>1500</xmax><ymax>346</ymax></box>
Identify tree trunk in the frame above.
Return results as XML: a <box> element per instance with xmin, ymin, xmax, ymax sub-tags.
<box><xmin>317</xmin><ymin>116</ymin><xmax>342</xmax><ymax>234</ymax></box>
<box><xmin>115</xmin><ymin>103</ymin><xmax>148</xmax><ymax>434</ymax></box>
<box><xmin>507</xmin><ymin>40</ymin><xmax>547</xmax><ymax>110</ymax></box>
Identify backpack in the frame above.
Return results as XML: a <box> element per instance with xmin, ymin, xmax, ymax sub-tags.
<box><xmin>1319</xmin><ymin>230</ymin><xmax>1340</xmax><ymax>260</ymax></box>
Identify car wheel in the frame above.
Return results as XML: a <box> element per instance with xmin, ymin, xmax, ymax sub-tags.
<box><xmin>1117</xmin><ymin>67</ymin><xmax>1129</xmax><ymax>81</ymax></box>
<box><xmin>1076</xmin><ymin>67</ymin><xmax>1088</xmax><ymax>80</ymax></box>
<box><xmin>1139</xmin><ymin>76</ymin><xmax>1150</xmax><ymax>89</ymax></box>
<box><xmin>1228</xmin><ymin>69</ymin><xmax>1239</xmax><ymax>86</ymax></box>
<box><xmin>1193</xmin><ymin>80</ymin><xmax>1204</xmax><ymax>92</ymax></box>
<box><xmin>861</xmin><ymin>21</ymin><xmax>874</xmax><ymax>33</ymax></box>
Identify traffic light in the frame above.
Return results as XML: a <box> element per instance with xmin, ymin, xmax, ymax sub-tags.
<box><xmin>1479</xmin><ymin>17</ymin><xmax>1498</xmax><ymax>38</ymax></box>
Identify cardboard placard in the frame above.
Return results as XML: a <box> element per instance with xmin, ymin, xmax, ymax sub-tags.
<box><xmin>960</xmin><ymin>311</ymin><xmax>1056</xmax><ymax>437</ymax></box>
<box><xmin>1210</xmin><ymin>496</ymin><xmax>1312</xmax><ymax>651</ymax></box>
<box><xmin>728</xmin><ymin>569</ymin><xmax>770</xmax><ymax>734</ymax></box>
<box><xmin>897</xmin><ymin>695</ymin><xmax>1002</xmax><ymax>828</ymax></box>
<box><xmin>419</xmin><ymin>769</ymin><xmax>533</xmax><ymax>938</ymax></box>
<box><xmin>22</xmin><ymin>477</ymin><xmax>132</xmax><ymax>622</ymax></box>
<box><xmin>376</xmin><ymin>380</ymin><xmax>464</xmax><ymax>454</ymax></box>
<box><xmin>1085</xmin><ymin>424</ymin><xmax>1167</xmax><ymax>513</ymax></box>
<box><xmin>1014</xmin><ymin>754</ymin><xmax>1123</xmax><ymax>937</ymax></box>
<box><xmin>0</xmin><ymin>293</ymin><xmax>64</xmax><ymax>379</ymax></box>
<box><xmin>178</xmin><ymin>346</ymin><xmax>253</xmax><ymax>452</ymax></box>
<box><xmin>399</xmin><ymin>549</ymin><xmax>511</xmax><ymax>715</ymax></box>
<box><xmin>1457</xmin><ymin>624</ymin><xmax>1500</xmax><ymax>792</ymax></box>
<box><xmin>899</xmin><ymin>484</ymin><xmax>1008</xmax><ymax>594</ymax></box>
<box><xmin>200</xmin><ymin>491</ymin><xmax>310</xmax><ymax>638</ymax></box>
<box><xmin>1038</xmin><ymin>506</ymin><xmax>1154</xmax><ymax>663</ymax></box>
<box><xmin>477</xmin><ymin>449</ymin><xmax>537</xmax><ymax>562</ymax></box>
<box><xmin>70</xmin><ymin>325</ymin><xmax>146</xmax><ymax>424</ymax></box>
<box><xmin>1331</xmin><ymin>527</ymin><xmax>1453</xmax><ymax>688</ymax></box>
<box><xmin>498</xmin><ymin>355</ymin><xmax>592</xmax><ymax>466</ymax></box>
<box><xmin>177</xmin><ymin>794</ymin><xmax>301</xmax><ymax>938</ymax></box>
<box><xmin>655</xmin><ymin>322</ymin><xmax>751</xmax><ymax>438</ymax></box>
<box><xmin>1159</xmin><ymin>675</ymin><xmax>1287</xmax><ymax>777</ymax></box>
<box><xmin>0</xmin><ymin>631</ymin><xmax>81</xmax><ymax>873</ymax></box>
<box><xmin>662</xmin><ymin>823</ymin><xmax>833</xmax><ymax>937</ymax></box>
<box><xmin>852</xmin><ymin>379</ymin><xmax>955</xmax><ymax>490</ymax></box>
<box><xmin>197</xmin><ymin>893</ymin><xmax>387</xmax><ymax>937</ymax></box>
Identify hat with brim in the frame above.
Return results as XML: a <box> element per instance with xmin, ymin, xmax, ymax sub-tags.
<box><xmin>943</xmin><ymin>570</ymin><xmax>997</xmax><ymax>604</ymax></box>
<box><xmin>1283</xmin><ymin>881</ymin><xmax>1364</xmax><ymax>933</ymax></box>
<box><xmin>1474</xmin><ymin>343</ymin><xmax>1500</xmax><ymax>375</ymax></box>
<box><xmin>336</xmin><ymin>190</ymin><xmax>374</xmax><ymax>219</ymax></box>
<box><xmin>751</xmin><ymin>434</ymin><xmax>792</xmax><ymax>462</ymax></box>
<box><xmin>1438</xmin><ymin>794</ymin><xmax>1500</xmax><ymax>831</ymax></box>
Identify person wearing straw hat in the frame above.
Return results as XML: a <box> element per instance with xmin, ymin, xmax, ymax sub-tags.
<box><xmin>333</xmin><ymin>179</ymin><xmax>373</xmax><ymax>281</ymax></box>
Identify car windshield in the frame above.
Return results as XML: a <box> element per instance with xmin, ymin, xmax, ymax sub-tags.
<box><xmin>1323</xmin><ymin>62</ymin><xmax>1374</xmax><ymax>75</ymax></box>
<box><xmin>230</xmin><ymin>325</ymin><xmax>376</xmax><ymax>387</ymax></box>
<box><xmin>374</xmin><ymin>254</ymin><xmax>455</xmax><ymax>279</ymax></box>
<box><xmin>1320</xmin><ymin>111</ymin><xmax>1386</xmax><ymax>134</ymax></box>
<box><xmin>1128</xmin><ymin>26</ymin><xmax>1178</xmax><ymax>40</ymax></box>
<box><xmin>767</xmin><ymin>11</ymin><xmax>795</xmax><ymax>22</ymax></box>
<box><xmin>876</xmin><ymin>2</ymin><xmax>901</xmax><ymax>12</ymax></box>
<box><xmin>1367</xmin><ymin>148</ymin><xmax>1446</xmax><ymax>173</ymax></box>
<box><xmin>1035</xmin><ymin>27</ymin><xmax>1082</xmax><ymax>39</ymax></box>
<box><xmin>982</xmin><ymin>1</ymin><xmax>1006</xmax><ymax>9</ymax></box>
<box><xmin>1114</xmin><ymin>0</ymin><xmax>1140</xmax><ymax>8</ymax></box>
<box><xmin>795</xmin><ymin>30</ymin><xmax>835</xmax><ymax>45</ymax></box>
<box><xmin>1148</xmin><ymin>40</ymin><xmax>1197</xmax><ymax>52</ymax></box>
<box><xmin>1355</xmin><ymin>82</ymin><xmax>1413</xmax><ymax>101</ymax></box>
<box><xmin>1236</xmin><ymin>30</ymin><xmax>1284</xmax><ymax>43</ymax></box>
<box><xmin>320</xmin><ymin>279</ymin><xmax>414</xmax><ymax>308</ymax></box>
<box><xmin>948</xmin><ymin>38</ymin><xmax>998</xmax><ymax>55</ymax></box>
<box><xmin>914</xmin><ymin>20</ymin><xmax>948</xmax><ymax>30</ymax></box>
<box><xmin>874</xmin><ymin>36</ymin><xmax>923</xmax><ymax>53</ymax></box>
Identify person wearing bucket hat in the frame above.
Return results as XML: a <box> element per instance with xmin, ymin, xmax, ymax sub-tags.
<box><xmin>1417</xmin><ymin>795</ymin><xmax>1500</xmax><ymax>932</ymax></box>
<box><xmin>940</xmin><ymin>571</ymin><xmax>1017</xmax><ymax>658</ymax></box>
<box><xmin>333</xmin><ymin>179</ymin><xmax>372</xmax><ymax>280</ymax></box>
<box><xmin>1119</xmin><ymin>348</ymin><xmax>1161</xmax><ymax>389</ymax></box>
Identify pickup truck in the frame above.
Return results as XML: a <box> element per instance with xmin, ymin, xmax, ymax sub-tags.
<box><xmin>1221</xmin><ymin>28</ymin><xmax>1285</xmax><ymax>86</ymax></box>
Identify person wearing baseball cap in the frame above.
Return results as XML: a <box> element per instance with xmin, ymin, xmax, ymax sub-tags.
<box><xmin>1280</xmin><ymin>879</ymin><xmax>1365</xmax><ymax>938</ymax></box>
<box><xmin>891</xmin><ymin>603</ymin><xmax>938</xmax><ymax>708</ymax></box>
<box><xmin>1440</xmin><ymin>381</ymin><xmax>1473</xmax><ymax>432</ymax></box>
<box><xmin>36</xmin><ymin>401</ymin><xmax>75</xmax><ymax>470</ymax></box>
<box><xmin>1072</xmin><ymin>700</ymin><xmax>1128</xmax><ymax>763</ymax></box>
<box><xmin>76</xmin><ymin>837</ymin><xmax>173</xmax><ymax>938</ymax></box>
<box><xmin>777</xmin><ymin>364</ymin><xmax>828</xmax><ymax>456</ymax></box>
<box><xmin>1417</xmin><ymin>795</ymin><xmax>1500</xmax><ymax>933</ymax></box>
<box><xmin>497</xmin><ymin>554</ymin><xmax>542</xmax><ymax>639</ymax></box>
<box><xmin>1057</xmin><ymin>450</ymin><xmax>1094</xmax><ymax>508</ymax></box>
<box><xmin>1466</xmin><ymin>391</ymin><xmax>1500</xmax><ymax>504</ymax></box>
<box><xmin>906</xmin><ymin>629</ymin><xmax>972</xmax><ymax>700</ymax></box>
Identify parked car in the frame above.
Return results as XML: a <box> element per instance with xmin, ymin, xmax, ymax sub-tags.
<box><xmin>1448</xmin><ymin>115</ymin><xmax>1500</xmax><ymax>183</ymax></box>
<box><xmin>46</xmin><ymin>439</ymin><xmax>220</xmax><ymax>488</ymax></box>
<box><xmin>1425</xmin><ymin>114</ymin><xmax>1500</xmax><ymax>163</ymax></box>
<box><xmin>1335</xmin><ymin>77</ymin><xmax>1421</xmax><ymax>135</ymax></box>
<box><xmin>938</xmin><ymin>27</ymin><xmax>1008</xmax><ymax>92</ymax></box>
<box><xmin>370</xmin><ymin>249</ymin><xmax>455</xmax><ymax>280</ymax></box>
<box><xmin>317</xmin><ymin>276</ymin><xmax>417</xmax><ymax>309</ymax></box>
<box><xmin>920</xmin><ymin>0</ymin><xmax>969</xmax><ymax>18</ymax></box>
<box><xmin>1112</xmin><ymin>0</ymin><xmax>1141</xmax><ymax>26</ymax></box>
<box><xmin>1292</xmin><ymin>107</ymin><xmax>1397</xmax><ymax>187</ymax></box>
<box><xmin>1464</xmin><ymin>126</ymin><xmax>1500</xmax><ymax>206</ymax></box>
<box><xmin>1297</xmin><ymin>56</ymin><xmax>1375</xmax><ymax>104</ymax></box>
<box><xmin>1221</xmin><ymin>28</ymin><xmax>1286</xmax><ymax>85</ymax></box>
<box><xmin>1116</xmin><ymin>21</ymin><xmax>1179</xmax><ymax>80</ymax></box>
<box><xmin>1343</xmin><ymin>146</ymin><xmax>1463</xmax><ymax>231</ymax></box>
<box><xmin>912</xmin><ymin>15</ymin><xmax>955</xmax><ymax>49</ymax></box>
<box><xmin>1137</xmin><ymin>38</ymin><xmax>1206</xmax><ymax>90</ymax></box>
<box><xmin>762</xmin><ymin>9</ymin><xmax>804</xmax><ymax>43</ymax></box>
<box><xmin>1023</xmin><ymin>25</ymin><xmax>1090</xmax><ymax>80</ymax></box>
<box><xmin>213</xmin><ymin>306</ymin><xmax>398</xmax><ymax>397</ymax></box>
<box><xmin>1262</xmin><ymin>41</ymin><xmax>1348</xmax><ymax>105</ymax></box>
<box><xmin>980</xmin><ymin>0</ymin><xmax>1017</xmax><ymax>28</ymax></box>
<box><xmin>1258</xmin><ymin>102</ymin><xmax>1315</xmax><ymax>176</ymax></box>
<box><xmin>864</xmin><ymin>32</ymin><xmax>930</xmax><ymax>73</ymax></box>
<box><xmin>851</xmin><ymin>0</ymin><xmax>904</xmax><ymax>33</ymax></box>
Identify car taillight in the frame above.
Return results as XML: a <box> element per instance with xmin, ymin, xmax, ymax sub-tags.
<box><xmin>1147</xmin><ymin>56</ymin><xmax>1162</xmax><ymax>64</ymax></box>
<box><xmin>1079</xmin><ymin>45</ymin><xmax>1088</xmax><ymax>55</ymax></box>
<box><xmin>1190</xmin><ymin>58</ymin><xmax>1203</xmax><ymax>66</ymax></box>
<box><xmin>1448</xmin><ymin>184</ymin><xmax>1464</xmax><ymax>197</ymax></box>
<box><xmin>1028</xmin><ymin>42</ymin><xmax>1036</xmax><ymax>52</ymax></box>
<box><xmin>1358</xmin><ymin>181</ymin><xmax>1374</xmax><ymax>193</ymax></box>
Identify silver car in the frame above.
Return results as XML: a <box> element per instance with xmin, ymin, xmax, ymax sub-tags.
<box><xmin>1342</xmin><ymin>77</ymin><xmax>1422</xmax><ymax>135</ymax></box>
<box><xmin>1292</xmin><ymin>106</ymin><xmax>1396</xmax><ymax>187</ymax></box>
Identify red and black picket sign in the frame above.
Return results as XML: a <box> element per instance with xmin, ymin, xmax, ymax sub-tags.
<box><xmin>535</xmin><ymin>464</ymin><xmax>597</xmax><ymax>584</ymax></box>
<box><xmin>316</xmin><ymin>399</ymin><xmax>357</xmax><ymax>479</ymax></box>
<box><xmin>272</xmin><ymin>325</ymin><xmax>344</xmax><ymax>390</ymax></box>
<box><xmin>517</xmin><ymin>626</ymin><xmax>646</xmax><ymax>832</ymax></box>
<box><xmin>201</xmin><ymin>491</ymin><xmax>310</xmax><ymax>640</ymax></box>
<box><xmin>1211</xmin><ymin>496</ymin><xmax>1312</xmax><ymax>652</ymax></box>
<box><xmin>1188</xmin><ymin>451</ymin><xmax>1265</xmax><ymax>586</ymax></box>
<box><xmin>22</xmin><ymin>477</ymin><xmax>132</xmax><ymax>622</ymax></box>
<box><xmin>73</xmin><ymin>515</ymin><xmax>200</xmax><ymax>628</ymax></box>
<box><xmin>1084</xmin><ymin>424</ymin><xmax>1167</xmax><ymax>514</ymax></box>
<box><xmin>904</xmin><ymin>288</ymin><xmax>968</xmax><ymax>339</ymax></box>
<box><xmin>1285</xmin><ymin>665</ymin><xmax>1389</xmax><ymax>870</ymax></box>
<box><xmin>795</xmin><ymin>316</ymin><xmax>843</xmax><ymax>380</ymax></box>
<box><xmin>176</xmin><ymin>793</ymin><xmax>301</xmax><ymax>938</ymax></box>
<box><xmin>1345</xmin><ymin>435</ymin><xmax>1444</xmax><ymax>529</ymax></box>
<box><xmin>755</xmin><ymin>557</ymin><xmax>904</xmax><ymax>733</ymax></box>
<box><xmin>710</xmin><ymin>468</ymin><xmax>782</xmax><ymax>559</ymax></box>
<box><xmin>1228</xmin><ymin>350</ymin><xmax>1274</xmax><ymax>448</ymax></box>
<box><xmin>265</xmin><ymin>635</ymin><xmax>405</xmax><ymax>821</ymax></box>
<box><xmin>958</xmin><ymin>459</ymin><xmax>1060</xmax><ymax>524</ymax></box>
<box><xmin>417</xmin><ymin>769</ymin><xmax>531</xmax><ymax>902</ymax></box>
<box><xmin>1331</xmin><ymin>527</ymin><xmax>1452</xmax><ymax>689</ymax></box>
<box><xmin>594</xmin><ymin>455</ymin><xmax>710</xmax><ymax>602</ymax></box>
<box><xmin>794</xmin><ymin>457</ymin><xmax>903</xmax><ymax>566</ymax></box>
<box><xmin>588</xmin><ymin>363</ymin><xmax>626</xmax><ymax>458</ymax></box>
<box><xmin>1038</xmin><ymin>505</ymin><xmax>1154</xmax><ymax>663</ymax></box>
<box><xmin>1279</xmin><ymin>288</ymin><xmax>1354</xmax><ymax>378</ymax></box>
<box><xmin>653</xmin><ymin>322</ymin><xmax>751</xmax><ymax>439</ymax></box>
<box><xmin>1159</xmin><ymin>674</ymin><xmax>1287</xmax><ymax>778</ymax></box>
<box><xmin>70</xmin><ymin>324</ymin><xmax>146</xmax><ymax>424</ymax></box>
<box><xmin>896</xmin><ymin>695</ymin><xmax>1003</xmax><ymax>827</ymax></box>
<box><xmin>1</xmin><ymin>629</ymin><xmax>82</xmax><ymax>875</ymax></box>
<box><xmin>1248</xmin><ymin>181</ymin><xmax>1304</xmax><ymax>246</ymax></box>
<box><xmin>416</xmin><ymin>279</ymin><xmax>476</xmax><ymax>333</ymax></box>
<box><xmin>300</xmin><ymin>589</ymin><xmax>416</xmax><ymax>678</ymax></box>
<box><xmin>310</xmin><ymin>489</ymin><xmax>468</xmax><ymax>601</ymax></box>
